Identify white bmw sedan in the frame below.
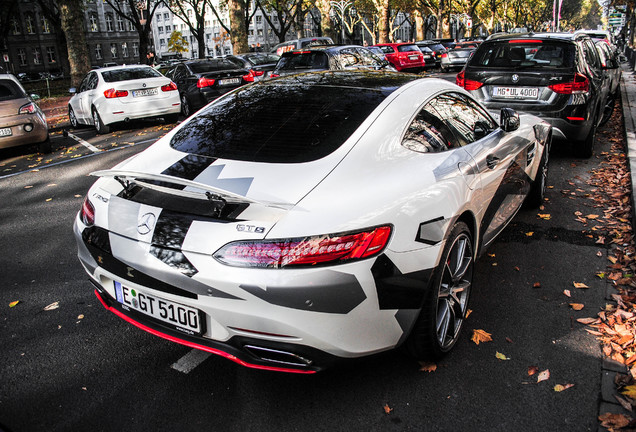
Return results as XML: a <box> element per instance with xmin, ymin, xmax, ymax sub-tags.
<box><xmin>74</xmin><ymin>71</ymin><xmax>551</xmax><ymax>373</ymax></box>
<box><xmin>68</xmin><ymin>65</ymin><xmax>181</xmax><ymax>134</ymax></box>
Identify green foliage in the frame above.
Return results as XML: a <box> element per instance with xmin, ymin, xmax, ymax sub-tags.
<box><xmin>168</xmin><ymin>30</ymin><xmax>189</xmax><ymax>54</ymax></box>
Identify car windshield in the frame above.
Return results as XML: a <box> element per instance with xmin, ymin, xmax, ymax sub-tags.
<box><xmin>470</xmin><ymin>41</ymin><xmax>575</xmax><ymax>69</ymax></box>
<box><xmin>188</xmin><ymin>60</ymin><xmax>242</xmax><ymax>73</ymax></box>
<box><xmin>398</xmin><ymin>44</ymin><xmax>420</xmax><ymax>52</ymax></box>
<box><xmin>0</xmin><ymin>79</ymin><xmax>25</xmax><ymax>101</ymax></box>
<box><xmin>243</xmin><ymin>54</ymin><xmax>280</xmax><ymax>65</ymax></box>
<box><xmin>276</xmin><ymin>52</ymin><xmax>329</xmax><ymax>71</ymax></box>
<box><xmin>101</xmin><ymin>67</ymin><xmax>162</xmax><ymax>83</ymax></box>
<box><xmin>170</xmin><ymin>80</ymin><xmax>398</xmax><ymax>163</ymax></box>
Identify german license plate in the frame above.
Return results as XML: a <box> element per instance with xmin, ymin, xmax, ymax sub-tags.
<box><xmin>132</xmin><ymin>88</ymin><xmax>158</xmax><ymax>97</ymax></box>
<box><xmin>114</xmin><ymin>281</ymin><xmax>203</xmax><ymax>335</ymax></box>
<box><xmin>493</xmin><ymin>86</ymin><xmax>539</xmax><ymax>99</ymax></box>
<box><xmin>0</xmin><ymin>127</ymin><xmax>11</xmax><ymax>136</ymax></box>
<box><xmin>218</xmin><ymin>78</ymin><xmax>240</xmax><ymax>86</ymax></box>
<box><xmin>408</xmin><ymin>55</ymin><xmax>419</xmax><ymax>60</ymax></box>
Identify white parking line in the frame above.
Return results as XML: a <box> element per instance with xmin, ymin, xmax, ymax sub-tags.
<box><xmin>171</xmin><ymin>349</ymin><xmax>211</xmax><ymax>374</ymax></box>
<box><xmin>67</xmin><ymin>132</ymin><xmax>101</xmax><ymax>153</ymax></box>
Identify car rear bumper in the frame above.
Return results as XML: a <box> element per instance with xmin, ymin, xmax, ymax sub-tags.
<box><xmin>99</xmin><ymin>96</ymin><xmax>181</xmax><ymax>125</ymax></box>
<box><xmin>0</xmin><ymin>112</ymin><xmax>48</xmax><ymax>149</ymax></box>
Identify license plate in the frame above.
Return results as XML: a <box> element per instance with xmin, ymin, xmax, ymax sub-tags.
<box><xmin>114</xmin><ymin>281</ymin><xmax>203</xmax><ymax>335</ymax></box>
<box><xmin>408</xmin><ymin>55</ymin><xmax>419</xmax><ymax>60</ymax></box>
<box><xmin>132</xmin><ymin>88</ymin><xmax>158</xmax><ymax>97</ymax></box>
<box><xmin>218</xmin><ymin>78</ymin><xmax>241</xmax><ymax>86</ymax></box>
<box><xmin>0</xmin><ymin>127</ymin><xmax>11</xmax><ymax>136</ymax></box>
<box><xmin>493</xmin><ymin>86</ymin><xmax>539</xmax><ymax>99</ymax></box>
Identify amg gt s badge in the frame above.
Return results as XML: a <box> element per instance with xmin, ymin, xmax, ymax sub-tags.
<box><xmin>137</xmin><ymin>212</ymin><xmax>156</xmax><ymax>235</ymax></box>
<box><xmin>511</xmin><ymin>74</ymin><xmax>519</xmax><ymax>83</ymax></box>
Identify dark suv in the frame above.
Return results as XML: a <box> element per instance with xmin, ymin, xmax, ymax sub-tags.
<box><xmin>457</xmin><ymin>32</ymin><xmax>608</xmax><ymax>157</ymax></box>
<box><xmin>270</xmin><ymin>45</ymin><xmax>395</xmax><ymax>77</ymax></box>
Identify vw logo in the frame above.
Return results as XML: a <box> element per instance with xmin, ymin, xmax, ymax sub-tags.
<box><xmin>511</xmin><ymin>74</ymin><xmax>519</xmax><ymax>83</ymax></box>
<box><xmin>137</xmin><ymin>212</ymin><xmax>156</xmax><ymax>235</ymax></box>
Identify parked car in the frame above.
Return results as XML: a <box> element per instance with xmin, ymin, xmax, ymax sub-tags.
<box><xmin>594</xmin><ymin>39</ymin><xmax>621</xmax><ymax>125</ymax></box>
<box><xmin>226</xmin><ymin>52</ymin><xmax>280</xmax><ymax>81</ymax></box>
<box><xmin>418</xmin><ymin>46</ymin><xmax>436</xmax><ymax>69</ymax></box>
<box><xmin>440</xmin><ymin>46</ymin><xmax>476</xmax><ymax>71</ymax></box>
<box><xmin>415</xmin><ymin>40</ymin><xmax>448</xmax><ymax>68</ymax></box>
<box><xmin>0</xmin><ymin>73</ymin><xmax>50</xmax><ymax>152</ymax></box>
<box><xmin>456</xmin><ymin>32</ymin><xmax>608</xmax><ymax>158</ymax></box>
<box><xmin>271</xmin><ymin>37</ymin><xmax>334</xmax><ymax>56</ymax></box>
<box><xmin>74</xmin><ymin>70</ymin><xmax>551</xmax><ymax>373</ymax></box>
<box><xmin>372</xmin><ymin>43</ymin><xmax>426</xmax><ymax>72</ymax></box>
<box><xmin>68</xmin><ymin>65</ymin><xmax>181</xmax><ymax>134</ymax></box>
<box><xmin>270</xmin><ymin>45</ymin><xmax>395</xmax><ymax>77</ymax></box>
<box><xmin>163</xmin><ymin>58</ymin><xmax>253</xmax><ymax>117</ymax></box>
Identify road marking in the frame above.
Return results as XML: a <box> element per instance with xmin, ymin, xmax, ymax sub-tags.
<box><xmin>67</xmin><ymin>132</ymin><xmax>101</xmax><ymax>153</ymax></box>
<box><xmin>171</xmin><ymin>349</ymin><xmax>211</xmax><ymax>374</ymax></box>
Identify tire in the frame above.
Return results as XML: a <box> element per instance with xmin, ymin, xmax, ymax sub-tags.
<box><xmin>68</xmin><ymin>106</ymin><xmax>78</xmax><ymax>128</ymax></box>
<box><xmin>38</xmin><ymin>136</ymin><xmax>52</xmax><ymax>154</ymax></box>
<box><xmin>92</xmin><ymin>108</ymin><xmax>110</xmax><ymax>134</ymax></box>
<box><xmin>525</xmin><ymin>139</ymin><xmax>550</xmax><ymax>208</ymax></box>
<box><xmin>164</xmin><ymin>113</ymin><xmax>179</xmax><ymax>124</ymax></box>
<box><xmin>181</xmin><ymin>94</ymin><xmax>191</xmax><ymax>117</ymax></box>
<box><xmin>406</xmin><ymin>221</ymin><xmax>474</xmax><ymax>360</ymax></box>
<box><xmin>575</xmin><ymin>124</ymin><xmax>595</xmax><ymax>159</ymax></box>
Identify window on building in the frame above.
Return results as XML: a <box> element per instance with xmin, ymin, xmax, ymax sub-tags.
<box><xmin>32</xmin><ymin>47</ymin><xmax>41</xmax><ymax>64</ymax></box>
<box><xmin>41</xmin><ymin>16</ymin><xmax>50</xmax><ymax>33</ymax></box>
<box><xmin>10</xmin><ymin>18</ymin><xmax>21</xmax><ymax>35</ymax></box>
<box><xmin>257</xmin><ymin>29</ymin><xmax>263</xmax><ymax>36</ymax></box>
<box><xmin>17</xmin><ymin>49</ymin><xmax>27</xmax><ymax>66</ymax></box>
<box><xmin>110</xmin><ymin>43</ymin><xmax>118</xmax><ymax>58</ymax></box>
<box><xmin>256</xmin><ymin>16</ymin><xmax>262</xmax><ymax>24</ymax></box>
<box><xmin>95</xmin><ymin>44</ymin><xmax>103</xmax><ymax>60</ymax></box>
<box><xmin>165</xmin><ymin>25</ymin><xmax>171</xmax><ymax>32</ymax></box>
<box><xmin>46</xmin><ymin>46</ymin><xmax>56</xmax><ymax>63</ymax></box>
<box><xmin>122</xmin><ymin>42</ymin><xmax>129</xmax><ymax>57</ymax></box>
<box><xmin>158</xmin><ymin>26</ymin><xmax>163</xmax><ymax>33</ymax></box>
<box><xmin>117</xmin><ymin>15</ymin><xmax>125</xmax><ymax>31</ymax></box>
<box><xmin>164</xmin><ymin>12</ymin><xmax>169</xmax><ymax>21</ymax></box>
<box><xmin>160</xmin><ymin>39</ymin><xmax>166</xmax><ymax>49</ymax></box>
<box><xmin>25</xmin><ymin>13</ymin><xmax>35</xmax><ymax>34</ymax></box>
<box><xmin>89</xmin><ymin>13</ymin><xmax>98</xmax><ymax>32</ymax></box>
<box><xmin>132</xmin><ymin>42</ymin><xmax>139</xmax><ymax>57</ymax></box>
<box><xmin>106</xmin><ymin>13</ymin><xmax>114</xmax><ymax>32</ymax></box>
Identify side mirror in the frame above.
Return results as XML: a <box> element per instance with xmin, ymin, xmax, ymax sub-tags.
<box><xmin>500</xmin><ymin>107</ymin><xmax>519</xmax><ymax>132</ymax></box>
<box><xmin>69</xmin><ymin>87</ymin><xmax>77</xmax><ymax>94</ymax></box>
<box><xmin>30</xmin><ymin>93</ymin><xmax>40</xmax><ymax>101</ymax></box>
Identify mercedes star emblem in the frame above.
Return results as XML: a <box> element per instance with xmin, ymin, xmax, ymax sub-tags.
<box><xmin>137</xmin><ymin>212</ymin><xmax>156</xmax><ymax>235</ymax></box>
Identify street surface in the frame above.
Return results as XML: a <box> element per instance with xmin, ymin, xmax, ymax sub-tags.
<box><xmin>0</xmin><ymin>71</ymin><xmax>617</xmax><ymax>431</ymax></box>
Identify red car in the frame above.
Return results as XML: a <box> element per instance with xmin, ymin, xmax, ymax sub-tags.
<box><xmin>372</xmin><ymin>43</ymin><xmax>425</xmax><ymax>72</ymax></box>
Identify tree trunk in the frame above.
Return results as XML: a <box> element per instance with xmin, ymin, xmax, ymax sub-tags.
<box><xmin>57</xmin><ymin>0</ymin><xmax>91</xmax><ymax>87</ymax></box>
<box><xmin>378</xmin><ymin>0</ymin><xmax>390</xmax><ymax>43</ymax></box>
<box><xmin>228</xmin><ymin>0</ymin><xmax>249</xmax><ymax>54</ymax></box>
<box><xmin>316</xmin><ymin>0</ymin><xmax>337</xmax><ymax>41</ymax></box>
<box><xmin>197</xmin><ymin>30</ymin><xmax>206</xmax><ymax>58</ymax></box>
<box><xmin>414</xmin><ymin>11</ymin><xmax>424</xmax><ymax>41</ymax></box>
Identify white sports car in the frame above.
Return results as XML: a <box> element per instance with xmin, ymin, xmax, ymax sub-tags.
<box><xmin>68</xmin><ymin>65</ymin><xmax>181</xmax><ymax>134</ymax></box>
<box><xmin>74</xmin><ymin>71</ymin><xmax>551</xmax><ymax>373</ymax></box>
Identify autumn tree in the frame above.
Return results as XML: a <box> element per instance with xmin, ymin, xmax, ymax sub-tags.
<box><xmin>258</xmin><ymin>0</ymin><xmax>304</xmax><ymax>43</ymax></box>
<box><xmin>165</xmin><ymin>0</ymin><xmax>207</xmax><ymax>58</ymax></box>
<box><xmin>104</xmin><ymin>0</ymin><xmax>162</xmax><ymax>64</ymax></box>
<box><xmin>168</xmin><ymin>30</ymin><xmax>189</xmax><ymax>55</ymax></box>
<box><xmin>57</xmin><ymin>0</ymin><xmax>91</xmax><ymax>87</ymax></box>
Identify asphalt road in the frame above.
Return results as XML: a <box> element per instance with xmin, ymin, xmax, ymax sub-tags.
<box><xmin>0</xmin><ymin>80</ymin><xmax>617</xmax><ymax>431</ymax></box>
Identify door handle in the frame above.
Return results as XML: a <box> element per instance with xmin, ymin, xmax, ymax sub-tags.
<box><xmin>486</xmin><ymin>155</ymin><xmax>500</xmax><ymax>169</ymax></box>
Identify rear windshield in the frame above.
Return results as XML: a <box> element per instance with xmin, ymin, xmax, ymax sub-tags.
<box><xmin>243</xmin><ymin>54</ymin><xmax>279</xmax><ymax>65</ymax></box>
<box><xmin>397</xmin><ymin>44</ymin><xmax>420</xmax><ymax>52</ymax></box>
<box><xmin>276</xmin><ymin>52</ymin><xmax>329</xmax><ymax>71</ymax></box>
<box><xmin>470</xmin><ymin>41</ymin><xmax>575</xmax><ymax>69</ymax></box>
<box><xmin>101</xmin><ymin>67</ymin><xmax>162</xmax><ymax>83</ymax></box>
<box><xmin>169</xmin><ymin>82</ymin><xmax>392</xmax><ymax>163</ymax></box>
<box><xmin>0</xmin><ymin>80</ymin><xmax>25</xmax><ymax>101</ymax></box>
<box><xmin>188</xmin><ymin>59</ymin><xmax>242</xmax><ymax>73</ymax></box>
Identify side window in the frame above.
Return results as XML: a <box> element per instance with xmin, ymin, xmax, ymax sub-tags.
<box><xmin>337</xmin><ymin>48</ymin><xmax>360</xmax><ymax>68</ymax></box>
<box><xmin>87</xmin><ymin>73</ymin><xmax>99</xmax><ymax>90</ymax></box>
<box><xmin>402</xmin><ymin>105</ymin><xmax>459</xmax><ymax>153</ymax></box>
<box><xmin>78</xmin><ymin>74</ymin><xmax>90</xmax><ymax>92</ymax></box>
<box><xmin>428</xmin><ymin>92</ymin><xmax>497</xmax><ymax>146</ymax></box>
<box><xmin>174</xmin><ymin>65</ymin><xmax>186</xmax><ymax>81</ymax></box>
<box><xmin>581</xmin><ymin>40</ymin><xmax>601</xmax><ymax>71</ymax></box>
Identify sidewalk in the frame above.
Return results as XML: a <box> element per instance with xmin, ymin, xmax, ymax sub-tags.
<box><xmin>39</xmin><ymin>95</ymin><xmax>71</xmax><ymax>132</ymax></box>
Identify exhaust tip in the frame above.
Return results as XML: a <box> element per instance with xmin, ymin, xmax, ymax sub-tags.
<box><xmin>244</xmin><ymin>345</ymin><xmax>313</xmax><ymax>367</ymax></box>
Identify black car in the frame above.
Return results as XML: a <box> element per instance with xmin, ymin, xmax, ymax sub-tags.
<box><xmin>415</xmin><ymin>40</ymin><xmax>448</xmax><ymax>68</ymax></box>
<box><xmin>164</xmin><ymin>58</ymin><xmax>252</xmax><ymax>117</ymax></box>
<box><xmin>271</xmin><ymin>45</ymin><xmax>395</xmax><ymax>78</ymax></box>
<box><xmin>226</xmin><ymin>53</ymin><xmax>280</xmax><ymax>81</ymax></box>
<box><xmin>457</xmin><ymin>32</ymin><xmax>608</xmax><ymax>158</ymax></box>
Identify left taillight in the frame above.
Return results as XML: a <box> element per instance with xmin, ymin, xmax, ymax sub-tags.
<box><xmin>80</xmin><ymin>196</ymin><xmax>95</xmax><ymax>226</ymax></box>
<box><xmin>243</xmin><ymin>71</ymin><xmax>255</xmax><ymax>82</ymax></box>
<box><xmin>18</xmin><ymin>102</ymin><xmax>36</xmax><ymax>114</ymax></box>
<box><xmin>161</xmin><ymin>81</ymin><xmax>178</xmax><ymax>92</ymax></box>
<box><xmin>456</xmin><ymin>70</ymin><xmax>483</xmax><ymax>91</ymax></box>
<box><xmin>103</xmin><ymin>88</ymin><xmax>129</xmax><ymax>98</ymax></box>
<box><xmin>213</xmin><ymin>225</ymin><xmax>392</xmax><ymax>268</ymax></box>
<box><xmin>548</xmin><ymin>73</ymin><xmax>589</xmax><ymax>95</ymax></box>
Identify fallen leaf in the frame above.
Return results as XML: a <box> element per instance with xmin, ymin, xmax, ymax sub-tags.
<box><xmin>586</xmin><ymin>214</ymin><xmax>599</xmax><ymax>219</ymax></box>
<box><xmin>563</xmin><ymin>289</ymin><xmax>571</xmax><ymax>297</ymax></box>
<box><xmin>9</xmin><ymin>300</ymin><xmax>19</xmax><ymax>308</ymax></box>
<box><xmin>528</xmin><ymin>366</ymin><xmax>539</xmax><ymax>376</ymax></box>
<box><xmin>599</xmin><ymin>413</ymin><xmax>632</xmax><ymax>429</ymax></box>
<box><xmin>77</xmin><ymin>314</ymin><xmax>84</xmax><ymax>320</ymax></box>
<box><xmin>383</xmin><ymin>404</ymin><xmax>393</xmax><ymax>414</ymax></box>
<box><xmin>419</xmin><ymin>362</ymin><xmax>437</xmax><ymax>372</ymax></box>
<box><xmin>495</xmin><ymin>351</ymin><xmax>510</xmax><ymax>360</ymax></box>
<box><xmin>573</xmin><ymin>282</ymin><xmax>589</xmax><ymax>289</ymax></box>
<box><xmin>471</xmin><ymin>329</ymin><xmax>492</xmax><ymax>345</ymax></box>
<box><xmin>622</xmin><ymin>385</ymin><xmax>636</xmax><ymax>399</ymax></box>
<box><xmin>538</xmin><ymin>214</ymin><xmax>551</xmax><ymax>220</ymax></box>
<box><xmin>525</xmin><ymin>232</ymin><xmax>534</xmax><ymax>237</ymax></box>
<box><xmin>506</xmin><ymin>337</ymin><xmax>513</xmax><ymax>343</ymax></box>
<box><xmin>43</xmin><ymin>302</ymin><xmax>59</xmax><ymax>311</ymax></box>
<box><xmin>570</xmin><ymin>303</ymin><xmax>584</xmax><ymax>311</ymax></box>
<box><xmin>533</xmin><ymin>282</ymin><xmax>541</xmax><ymax>288</ymax></box>
<box><xmin>554</xmin><ymin>383</ymin><xmax>574</xmax><ymax>392</ymax></box>
<box><xmin>537</xmin><ymin>369</ymin><xmax>550</xmax><ymax>383</ymax></box>
<box><xmin>615</xmin><ymin>395</ymin><xmax>633</xmax><ymax>412</ymax></box>
<box><xmin>596</xmin><ymin>272</ymin><xmax>606</xmax><ymax>279</ymax></box>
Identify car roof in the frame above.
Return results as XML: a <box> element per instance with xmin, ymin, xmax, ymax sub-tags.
<box><xmin>484</xmin><ymin>32</ymin><xmax>586</xmax><ymax>43</ymax></box>
<box><xmin>95</xmin><ymin>64</ymin><xmax>150</xmax><ymax>72</ymax></box>
<box><xmin>0</xmin><ymin>73</ymin><xmax>21</xmax><ymax>85</ymax></box>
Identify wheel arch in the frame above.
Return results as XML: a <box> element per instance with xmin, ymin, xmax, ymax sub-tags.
<box><xmin>455</xmin><ymin>210</ymin><xmax>479</xmax><ymax>257</ymax></box>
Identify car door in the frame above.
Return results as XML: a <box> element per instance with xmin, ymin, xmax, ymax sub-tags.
<box><xmin>431</xmin><ymin>92</ymin><xmax>534</xmax><ymax>248</ymax></box>
<box><xmin>78</xmin><ymin>72</ymin><xmax>99</xmax><ymax>122</ymax></box>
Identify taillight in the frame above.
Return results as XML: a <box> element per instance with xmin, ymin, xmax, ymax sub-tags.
<box><xmin>161</xmin><ymin>82</ymin><xmax>178</xmax><ymax>92</ymax></box>
<box><xmin>252</xmin><ymin>69</ymin><xmax>264</xmax><ymax>77</ymax></box>
<box><xmin>103</xmin><ymin>88</ymin><xmax>129</xmax><ymax>98</ymax></box>
<box><xmin>509</xmin><ymin>39</ymin><xmax>543</xmax><ymax>44</ymax></box>
<box><xmin>270</xmin><ymin>73</ymin><xmax>280</xmax><ymax>78</ymax></box>
<box><xmin>214</xmin><ymin>225</ymin><xmax>392</xmax><ymax>268</ymax></box>
<box><xmin>455</xmin><ymin>70</ymin><xmax>482</xmax><ymax>90</ymax></box>
<box><xmin>441</xmin><ymin>53</ymin><xmax>448</xmax><ymax>58</ymax></box>
<box><xmin>197</xmin><ymin>77</ymin><xmax>216</xmax><ymax>88</ymax></box>
<box><xmin>81</xmin><ymin>196</ymin><xmax>95</xmax><ymax>226</ymax></box>
<box><xmin>456</xmin><ymin>70</ymin><xmax>465</xmax><ymax>87</ymax></box>
<box><xmin>548</xmin><ymin>73</ymin><xmax>589</xmax><ymax>95</ymax></box>
<box><xmin>19</xmin><ymin>102</ymin><xmax>36</xmax><ymax>114</ymax></box>
<box><xmin>243</xmin><ymin>71</ymin><xmax>255</xmax><ymax>82</ymax></box>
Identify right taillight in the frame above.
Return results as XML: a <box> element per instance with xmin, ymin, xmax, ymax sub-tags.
<box><xmin>548</xmin><ymin>73</ymin><xmax>589</xmax><ymax>95</ymax></box>
<box><xmin>81</xmin><ymin>196</ymin><xmax>95</xmax><ymax>226</ymax></box>
<box><xmin>456</xmin><ymin>71</ymin><xmax>483</xmax><ymax>90</ymax></box>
